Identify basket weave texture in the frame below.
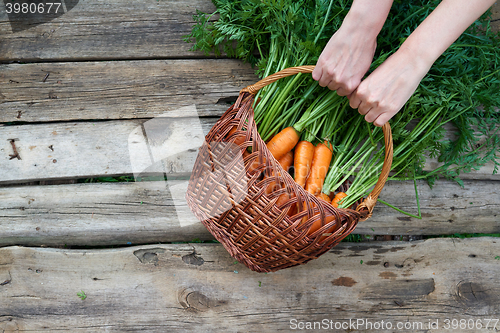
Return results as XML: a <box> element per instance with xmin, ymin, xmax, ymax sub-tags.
<box><xmin>186</xmin><ymin>66</ymin><xmax>393</xmax><ymax>272</ymax></box>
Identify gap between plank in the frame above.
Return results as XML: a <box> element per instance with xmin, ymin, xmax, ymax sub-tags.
<box><xmin>0</xmin><ymin>54</ymin><xmax>231</xmax><ymax>65</ymax></box>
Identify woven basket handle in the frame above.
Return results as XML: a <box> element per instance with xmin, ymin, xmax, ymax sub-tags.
<box><xmin>240</xmin><ymin>65</ymin><xmax>393</xmax><ymax>220</ymax></box>
<box><xmin>240</xmin><ymin>65</ymin><xmax>316</xmax><ymax>95</ymax></box>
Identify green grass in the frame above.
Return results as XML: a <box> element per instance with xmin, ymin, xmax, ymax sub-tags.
<box><xmin>76</xmin><ymin>290</ymin><xmax>87</xmax><ymax>300</ymax></box>
<box><xmin>78</xmin><ymin>176</ymin><xmax>136</xmax><ymax>183</ymax></box>
<box><xmin>341</xmin><ymin>234</ymin><xmax>370</xmax><ymax>242</ymax></box>
<box><xmin>78</xmin><ymin>175</ymin><xmax>190</xmax><ymax>183</ymax></box>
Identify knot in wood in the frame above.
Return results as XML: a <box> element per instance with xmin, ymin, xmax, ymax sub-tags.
<box><xmin>456</xmin><ymin>281</ymin><xmax>492</xmax><ymax>306</ymax></box>
<box><xmin>455</xmin><ymin>280</ymin><xmax>500</xmax><ymax>315</ymax></box>
<box><xmin>178</xmin><ymin>287</ymin><xmax>211</xmax><ymax>312</ymax></box>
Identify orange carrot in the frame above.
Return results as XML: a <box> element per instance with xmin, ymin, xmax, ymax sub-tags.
<box><xmin>266</xmin><ymin>127</ymin><xmax>300</xmax><ymax>161</ymax></box>
<box><xmin>243</xmin><ymin>151</ymin><xmax>260</xmax><ymax>175</ymax></box>
<box><xmin>264</xmin><ymin>177</ymin><xmax>278</xmax><ymax>195</ymax></box>
<box><xmin>272</xmin><ymin>154</ymin><xmax>295</xmax><ymax>208</ymax></box>
<box><xmin>276</xmin><ymin>192</ymin><xmax>296</xmax><ymax>217</ymax></box>
<box><xmin>276</xmin><ymin>193</ymin><xmax>290</xmax><ymax>207</ymax></box>
<box><xmin>305</xmin><ymin>141</ymin><xmax>333</xmax><ymax>196</ymax></box>
<box><xmin>294</xmin><ymin>141</ymin><xmax>314</xmax><ymax>188</ymax></box>
<box><xmin>297</xmin><ymin>196</ymin><xmax>336</xmax><ymax>235</ymax></box>
<box><xmin>316</xmin><ymin>192</ymin><xmax>330</xmax><ymax>202</ymax></box>
<box><xmin>299</xmin><ymin>142</ymin><xmax>335</xmax><ymax>236</ymax></box>
<box><xmin>278</xmin><ymin>151</ymin><xmax>294</xmax><ymax>173</ymax></box>
<box><xmin>227</xmin><ymin>126</ymin><xmax>246</xmax><ymax>146</ymax></box>
<box><xmin>306</xmin><ymin>215</ymin><xmax>336</xmax><ymax>236</ymax></box>
<box><xmin>331</xmin><ymin>192</ymin><xmax>347</xmax><ymax>208</ymax></box>
<box><xmin>265</xmin><ymin>151</ymin><xmax>294</xmax><ymax>195</ymax></box>
<box><xmin>297</xmin><ymin>193</ymin><xmax>332</xmax><ymax>233</ymax></box>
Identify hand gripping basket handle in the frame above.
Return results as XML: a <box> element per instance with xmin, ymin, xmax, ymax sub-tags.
<box><xmin>240</xmin><ymin>65</ymin><xmax>393</xmax><ymax>220</ymax></box>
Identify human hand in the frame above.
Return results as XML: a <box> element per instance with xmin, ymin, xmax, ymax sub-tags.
<box><xmin>312</xmin><ymin>0</ymin><xmax>393</xmax><ymax>96</ymax></box>
<box><xmin>347</xmin><ymin>0</ymin><xmax>497</xmax><ymax>127</ymax></box>
<box><xmin>348</xmin><ymin>47</ymin><xmax>431</xmax><ymax>127</ymax></box>
<box><xmin>312</xmin><ymin>26</ymin><xmax>377</xmax><ymax>97</ymax></box>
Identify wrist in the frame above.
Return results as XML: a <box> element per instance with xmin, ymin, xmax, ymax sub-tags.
<box><xmin>398</xmin><ymin>37</ymin><xmax>438</xmax><ymax>73</ymax></box>
<box><xmin>395</xmin><ymin>0</ymin><xmax>497</xmax><ymax>69</ymax></box>
<box><xmin>342</xmin><ymin>0</ymin><xmax>393</xmax><ymax>40</ymax></box>
<box><xmin>392</xmin><ymin>44</ymin><xmax>434</xmax><ymax>79</ymax></box>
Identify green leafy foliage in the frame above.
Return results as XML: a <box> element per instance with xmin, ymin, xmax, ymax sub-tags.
<box><xmin>77</xmin><ymin>290</ymin><xmax>87</xmax><ymax>300</ymax></box>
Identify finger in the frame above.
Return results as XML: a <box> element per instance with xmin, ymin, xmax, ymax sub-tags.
<box><xmin>358</xmin><ymin>101</ymin><xmax>373</xmax><ymax>116</ymax></box>
<box><xmin>312</xmin><ymin>66</ymin><xmax>322</xmax><ymax>82</ymax></box>
<box><xmin>336</xmin><ymin>80</ymin><xmax>357</xmax><ymax>97</ymax></box>
<box><xmin>347</xmin><ymin>90</ymin><xmax>355</xmax><ymax>100</ymax></box>
<box><xmin>349</xmin><ymin>89</ymin><xmax>362</xmax><ymax>109</ymax></box>
<box><xmin>362</xmin><ymin>108</ymin><xmax>373</xmax><ymax>119</ymax></box>
<box><xmin>336</xmin><ymin>87</ymin><xmax>349</xmax><ymax>96</ymax></box>
<box><xmin>358</xmin><ymin>92</ymin><xmax>379</xmax><ymax>115</ymax></box>
<box><xmin>373</xmin><ymin>112</ymin><xmax>393</xmax><ymax>127</ymax></box>
<box><xmin>364</xmin><ymin>108</ymin><xmax>380</xmax><ymax>123</ymax></box>
<box><xmin>318</xmin><ymin>70</ymin><xmax>333</xmax><ymax>88</ymax></box>
<box><xmin>336</xmin><ymin>84</ymin><xmax>353</xmax><ymax>97</ymax></box>
<box><xmin>327</xmin><ymin>81</ymin><xmax>340</xmax><ymax>92</ymax></box>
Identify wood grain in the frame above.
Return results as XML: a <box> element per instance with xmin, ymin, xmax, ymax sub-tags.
<box><xmin>0</xmin><ymin>0</ymin><xmax>498</xmax><ymax>62</ymax></box>
<box><xmin>0</xmin><ymin>118</ymin><xmax>216</xmax><ymax>183</ymax></box>
<box><xmin>0</xmin><ymin>0</ymin><xmax>217</xmax><ymax>62</ymax></box>
<box><xmin>491</xmin><ymin>1</ymin><xmax>500</xmax><ymax>32</ymax></box>
<box><xmin>1</xmin><ymin>238</ymin><xmax>500</xmax><ymax>332</ymax></box>
<box><xmin>361</xmin><ymin>179</ymin><xmax>500</xmax><ymax>235</ymax></box>
<box><xmin>0</xmin><ymin>179</ymin><xmax>498</xmax><ymax>247</ymax></box>
<box><xmin>0</xmin><ymin>59</ymin><xmax>257</xmax><ymax>123</ymax></box>
<box><xmin>1</xmin><ymin>118</ymin><xmax>498</xmax><ymax>184</ymax></box>
<box><xmin>0</xmin><ymin>181</ymin><xmax>212</xmax><ymax>246</ymax></box>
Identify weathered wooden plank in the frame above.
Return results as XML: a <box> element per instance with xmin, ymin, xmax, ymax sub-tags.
<box><xmin>0</xmin><ymin>179</ymin><xmax>498</xmax><ymax>247</ymax></box>
<box><xmin>1</xmin><ymin>239</ymin><xmax>500</xmax><ymax>332</ymax></box>
<box><xmin>1</xmin><ymin>118</ymin><xmax>499</xmax><ymax>184</ymax></box>
<box><xmin>0</xmin><ymin>0</ymin><xmax>499</xmax><ymax>62</ymax></box>
<box><xmin>492</xmin><ymin>2</ymin><xmax>500</xmax><ymax>32</ymax></box>
<box><xmin>0</xmin><ymin>59</ymin><xmax>257</xmax><ymax>123</ymax></box>
<box><xmin>0</xmin><ymin>0</ymin><xmax>216</xmax><ymax>62</ymax></box>
<box><xmin>0</xmin><ymin>118</ymin><xmax>217</xmax><ymax>183</ymax></box>
<box><xmin>0</xmin><ymin>181</ymin><xmax>212</xmax><ymax>246</ymax></box>
<box><xmin>364</xmin><ymin>179</ymin><xmax>500</xmax><ymax>235</ymax></box>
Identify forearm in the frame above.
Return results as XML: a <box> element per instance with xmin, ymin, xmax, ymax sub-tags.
<box><xmin>342</xmin><ymin>0</ymin><xmax>394</xmax><ymax>39</ymax></box>
<box><xmin>399</xmin><ymin>0</ymin><xmax>496</xmax><ymax>68</ymax></box>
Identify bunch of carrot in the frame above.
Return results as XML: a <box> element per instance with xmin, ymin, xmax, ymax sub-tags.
<box><xmin>267</xmin><ymin>127</ymin><xmax>335</xmax><ymax>197</ymax></box>
<box><xmin>263</xmin><ymin>124</ymin><xmax>349</xmax><ymax>235</ymax></box>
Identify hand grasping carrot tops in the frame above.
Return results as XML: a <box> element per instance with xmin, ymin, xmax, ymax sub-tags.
<box><xmin>313</xmin><ymin>0</ymin><xmax>497</xmax><ymax>127</ymax></box>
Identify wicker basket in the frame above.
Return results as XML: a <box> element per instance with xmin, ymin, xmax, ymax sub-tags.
<box><xmin>186</xmin><ymin>66</ymin><xmax>393</xmax><ymax>272</ymax></box>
